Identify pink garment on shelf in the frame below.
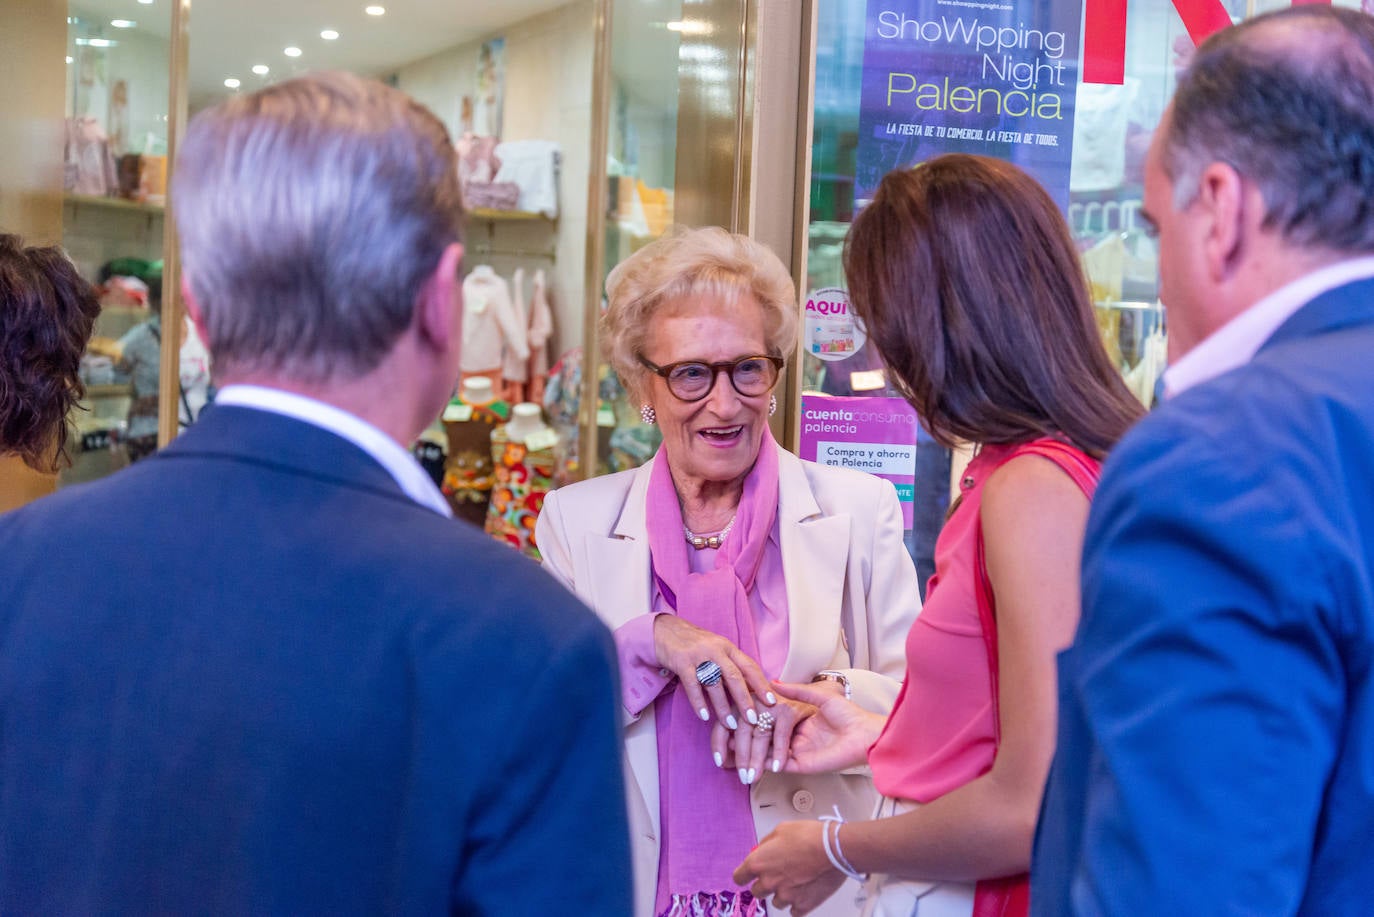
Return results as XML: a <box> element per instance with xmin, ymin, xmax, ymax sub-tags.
<box><xmin>868</xmin><ymin>439</ymin><xmax>1100</xmax><ymax>803</ymax></box>
<box><xmin>526</xmin><ymin>268</ymin><xmax>553</xmax><ymax>379</ymax></box>
<box><xmin>65</xmin><ymin>116</ymin><xmax>117</xmax><ymax>196</ymax></box>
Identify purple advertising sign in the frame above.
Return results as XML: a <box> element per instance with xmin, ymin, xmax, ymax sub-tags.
<box><xmin>855</xmin><ymin>0</ymin><xmax>1083</xmax><ymax>212</ymax></box>
<box><xmin>799</xmin><ymin>394</ymin><xmax>920</xmax><ymax>529</ymax></box>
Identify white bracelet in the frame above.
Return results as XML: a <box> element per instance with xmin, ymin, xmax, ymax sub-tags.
<box><xmin>820</xmin><ymin>806</ymin><xmax>867</xmax><ymax>881</ymax></box>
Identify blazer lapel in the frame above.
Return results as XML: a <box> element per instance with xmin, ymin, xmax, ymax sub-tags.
<box><xmin>581</xmin><ymin>463</ymin><xmax>661</xmax><ymax>842</ymax></box>
<box><xmin>775</xmin><ymin>445</ymin><xmax>850</xmax><ymax>683</ymax></box>
<box><xmin>583</xmin><ymin>462</ymin><xmax>654</xmax><ymax>630</ymax></box>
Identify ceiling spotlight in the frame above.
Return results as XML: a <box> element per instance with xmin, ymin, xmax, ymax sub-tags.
<box><xmin>365</xmin><ymin>5</ymin><xmax>386</xmax><ymax>16</ymax></box>
<box><xmin>224</xmin><ymin>78</ymin><xmax>241</xmax><ymax>89</ymax></box>
<box><xmin>110</xmin><ymin>19</ymin><xmax>136</xmax><ymax>28</ymax></box>
<box><xmin>321</xmin><ymin>29</ymin><xmax>339</xmax><ymax>40</ymax></box>
<box><xmin>251</xmin><ymin>64</ymin><xmax>270</xmax><ymax>75</ymax></box>
<box><xmin>284</xmin><ymin>46</ymin><xmax>302</xmax><ymax>57</ymax></box>
<box><xmin>137</xmin><ymin>0</ymin><xmax>155</xmax><ymax>4</ymax></box>
<box><xmin>77</xmin><ymin>38</ymin><xmax>116</xmax><ymax>48</ymax></box>
<box><xmin>66</xmin><ymin>56</ymin><xmax>74</xmax><ymax>64</ymax></box>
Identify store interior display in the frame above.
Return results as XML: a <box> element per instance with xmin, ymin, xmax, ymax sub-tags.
<box><xmin>42</xmin><ymin>1</ymin><xmax>596</xmax><ymax>497</ymax></box>
<box><xmin>460</xmin><ymin>262</ymin><xmax>557</xmax><ymax>406</ymax></box>
<box><xmin>439</xmin><ymin>375</ymin><xmax>504</xmax><ymax>525</ymax></box>
<box><xmin>484</xmin><ymin>402</ymin><xmax>558</xmax><ymax>559</ymax></box>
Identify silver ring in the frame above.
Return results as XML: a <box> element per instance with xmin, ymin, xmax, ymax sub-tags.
<box><xmin>755</xmin><ymin>711</ymin><xmax>775</xmax><ymax>734</ymax></box>
<box><xmin>695</xmin><ymin>660</ymin><xmax>723</xmax><ymax>687</ymax></box>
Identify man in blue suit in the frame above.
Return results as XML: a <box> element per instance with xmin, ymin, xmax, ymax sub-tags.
<box><xmin>1034</xmin><ymin>6</ymin><xmax>1374</xmax><ymax>914</ymax></box>
<box><xmin>0</xmin><ymin>72</ymin><xmax>631</xmax><ymax>914</ymax></box>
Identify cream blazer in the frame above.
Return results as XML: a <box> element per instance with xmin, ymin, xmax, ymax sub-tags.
<box><xmin>536</xmin><ymin>442</ymin><xmax>921</xmax><ymax>917</ymax></box>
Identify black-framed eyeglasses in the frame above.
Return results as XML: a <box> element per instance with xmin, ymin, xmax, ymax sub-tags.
<box><xmin>638</xmin><ymin>354</ymin><xmax>785</xmax><ymax>402</ymax></box>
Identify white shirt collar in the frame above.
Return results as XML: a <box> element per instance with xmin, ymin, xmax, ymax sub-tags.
<box><xmin>1164</xmin><ymin>256</ymin><xmax>1374</xmax><ymax>398</ymax></box>
<box><xmin>214</xmin><ymin>384</ymin><xmax>452</xmax><ymax>518</ymax></box>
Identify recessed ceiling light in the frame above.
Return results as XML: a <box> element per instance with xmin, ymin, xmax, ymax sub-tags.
<box><xmin>320</xmin><ymin>29</ymin><xmax>339</xmax><ymax>40</ymax></box>
<box><xmin>137</xmin><ymin>0</ymin><xmax>154</xmax><ymax>5</ymax></box>
<box><xmin>365</xmin><ymin>5</ymin><xmax>386</xmax><ymax>16</ymax></box>
<box><xmin>224</xmin><ymin>78</ymin><xmax>241</xmax><ymax>89</ymax></box>
<box><xmin>66</xmin><ymin>56</ymin><xmax>74</xmax><ymax>64</ymax></box>
<box><xmin>284</xmin><ymin>46</ymin><xmax>302</xmax><ymax>57</ymax></box>
<box><xmin>76</xmin><ymin>38</ymin><xmax>117</xmax><ymax>48</ymax></box>
<box><xmin>110</xmin><ymin>19</ymin><xmax>136</xmax><ymax>28</ymax></box>
<box><xmin>251</xmin><ymin>64</ymin><xmax>270</xmax><ymax>75</ymax></box>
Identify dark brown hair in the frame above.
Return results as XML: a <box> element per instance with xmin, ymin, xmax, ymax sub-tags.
<box><xmin>0</xmin><ymin>234</ymin><xmax>101</xmax><ymax>471</ymax></box>
<box><xmin>844</xmin><ymin>154</ymin><xmax>1143</xmax><ymax>458</ymax></box>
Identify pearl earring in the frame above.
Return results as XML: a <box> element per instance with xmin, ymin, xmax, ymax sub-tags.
<box><xmin>640</xmin><ymin>403</ymin><xmax>657</xmax><ymax>425</ymax></box>
<box><xmin>769</xmin><ymin>394</ymin><xmax>778</xmax><ymax>416</ymax></box>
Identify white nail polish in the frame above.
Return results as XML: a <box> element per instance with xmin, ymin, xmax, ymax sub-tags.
<box><xmin>772</xmin><ymin>759</ymin><xmax>782</xmax><ymax>773</ymax></box>
<box><xmin>738</xmin><ymin>768</ymin><xmax>748</xmax><ymax>784</ymax></box>
<box><xmin>714</xmin><ymin>752</ymin><xmax>723</xmax><ymax>768</ymax></box>
<box><xmin>748</xmin><ymin>768</ymin><xmax>757</xmax><ymax>784</ymax></box>
<box><xmin>766</xmin><ymin>692</ymin><xmax>777</xmax><ymax>705</ymax></box>
<box><xmin>726</xmin><ymin>715</ymin><xmax>739</xmax><ymax>730</ymax></box>
<box><xmin>746</xmin><ymin>708</ymin><xmax>758</xmax><ymax>725</ymax></box>
<box><xmin>699</xmin><ymin>708</ymin><xmax>710</xmax><ymax>721</ymax></box>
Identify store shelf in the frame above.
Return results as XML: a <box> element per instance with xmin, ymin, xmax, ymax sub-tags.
<box><xmin>86</xmin><ymin>382</ymin><xmax>135</xmax><ymax>399</ymax></box>
<box><xmin>469</xmin><ymin>207</ymin><xmax>555</xmax><ymax>224</ymax></box>
<box><xmin>64</xmin><ymin>193</ymin><xmax>165</xmax><ymax>215</ymax></box>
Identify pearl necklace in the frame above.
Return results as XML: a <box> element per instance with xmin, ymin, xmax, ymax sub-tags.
<box><xmin>683</xmin><ymin>514</ymin><xmax>737</xmax><ymax>550</ymax></box>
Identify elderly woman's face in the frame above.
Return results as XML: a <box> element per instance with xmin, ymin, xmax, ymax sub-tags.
<box><xmin>642</xmin><ymin>293</ymin><xmax>773</xmax><ymax>491</ymax></box>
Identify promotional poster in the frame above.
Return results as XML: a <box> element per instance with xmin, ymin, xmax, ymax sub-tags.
<box><xmin>798</xmin><ymin>394</ymin><xmax>920</xmax><ymax>529</ymax></box>
<box><xmin>855</xmin><ymin>0</ymin><xmax>1083</xmax><ymax>211</ymax></box>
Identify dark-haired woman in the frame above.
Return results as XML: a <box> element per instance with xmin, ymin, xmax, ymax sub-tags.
<box><xmin>0</xmin><ymin>235</ymin><xmax>100</xmax><ymax>512</ymax></box>
<box><xmin>735</xmin><ymin>154</ymin><xmax>1145</xmax><ymax>916</ymax></box>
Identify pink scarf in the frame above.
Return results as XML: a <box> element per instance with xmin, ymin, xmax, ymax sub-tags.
<box><xmin>646</xmin><ymin>432</ymin><xmax>781</xmax><ymax>917</ymax></box>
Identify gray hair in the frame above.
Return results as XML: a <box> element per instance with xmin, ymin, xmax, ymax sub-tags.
<box><xmin>1164</xmin><ymin>5</ymin><xmax>1374</xmax><ymax>253</ymax></box>
<box><xmin>171</xmin><ymin>71</ymin><xmax>464</xmax><ymax>383</ymax></box>
<box><xmin>601</xmin><ymin>226</ymin><xmax>798</xmax><ymax>403</ymax></box>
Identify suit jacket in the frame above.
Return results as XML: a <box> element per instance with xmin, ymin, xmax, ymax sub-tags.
<box><xmin>536</xmin><ymin>442</ymin><xmax>921</xmax><ymax>917</ymax></box>
<box><xmin>0</xmin><ymin>405</ymin><xmax>632</xmax><ymax>915</ymax></box>
<box><xmin>1033</xmin><ymin>278</ymin><xmax>1374</xmax><ymax>914</ymax></box>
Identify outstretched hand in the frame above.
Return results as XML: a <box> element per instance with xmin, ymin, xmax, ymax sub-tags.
<box><xmin>771</xmin><ymin>680</ymin><xmax>886</xmax><ymax>775</ymax></box>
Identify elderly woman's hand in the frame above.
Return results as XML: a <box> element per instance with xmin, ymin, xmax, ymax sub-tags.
<box><xmin>653</xmin><ymin>614</ymin><xmax>776</xmax><ymax>732</ymax></box>
<box><xmin>711</xmin><ymin>694</ymin><xmax>816</xmax><ymax>784</ymax></box>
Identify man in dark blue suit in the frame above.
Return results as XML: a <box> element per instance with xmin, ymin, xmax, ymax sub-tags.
<box><xmin>0</xmin><ymin>72</ymin><xmax>631</xmax><ymax>914</ymax></box>
<box><xmin>1033</xmin><ymin>7</ymin><xmax>1374</xmax><ymax>914</ymax></box>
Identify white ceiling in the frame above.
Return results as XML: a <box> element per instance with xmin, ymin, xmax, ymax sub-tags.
<box><xmin>70</xmin><ymin>0</ymin><xmax>573</xmax><ymax>110</ymax></box>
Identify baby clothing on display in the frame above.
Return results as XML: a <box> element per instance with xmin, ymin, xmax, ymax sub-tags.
<box><xmin>484</xmin><ymin>403</ymin><xmax>556</xmax><ymax>561</ymax></box>
<box><xmin>461</xmin><ymin>265</ymin><xmax>529</xmax><ymax>375</ymax></box>
<box><xmin>502</xmin><ymin>268</ymin><xmax>530</xmax><ymax>391</ymax></box>
<box><xmin>526</xmin><ymin>268</ymin><xmax>553</xmax><ymax>402</ymax></box>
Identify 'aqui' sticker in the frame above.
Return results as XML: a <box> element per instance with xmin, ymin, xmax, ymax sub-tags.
<box><xmin>803</xmin><ymin>287</ymin><xmax>866</xmax><ymax>362</ymax></box>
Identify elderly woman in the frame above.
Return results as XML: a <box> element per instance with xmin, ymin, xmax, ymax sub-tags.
<box><xmin>536</xmin><ymin>227</ymin><xmax>919</xmax><ymax>917</ymax></box>
<box><xmin>734</xmin><ymin>156</ymin><xmax>1145</xmax><ymax>916</ymax></box>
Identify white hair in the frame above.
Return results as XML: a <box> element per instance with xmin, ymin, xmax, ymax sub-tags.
<box><xmin>171</xmin><ymin>71</ymin><xmax>465</xmax><ymax>382</ymax></box>
<box><xmin>601</xmin><ymin>226</ymin><xmax>798</xmax><ymax>403</ymax></box>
